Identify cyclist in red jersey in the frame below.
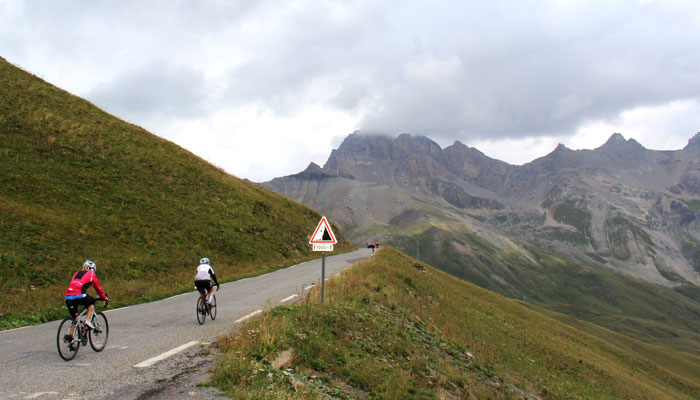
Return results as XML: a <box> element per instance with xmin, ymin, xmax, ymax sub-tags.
<box><xmin>64</xmin><ymin>260</ymin><xmax>108</xmax><ymax>332</ymax></box>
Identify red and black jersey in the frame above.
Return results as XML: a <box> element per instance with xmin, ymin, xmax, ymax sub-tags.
<box><xmin>64</xmin><ymin>270</ymin><xmax>107</xmax><ymax>299</ymax></box>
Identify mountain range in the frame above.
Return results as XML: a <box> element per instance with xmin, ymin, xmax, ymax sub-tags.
<box><xmin>262</xmin><ymin>131</ymin><xmax>700</xmax><ymax>354</ymax></box>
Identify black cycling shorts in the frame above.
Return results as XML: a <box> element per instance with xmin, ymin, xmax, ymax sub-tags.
<box><xmin>195</xmin><ymin>280</ymin><xmax>213</xmax><ymax>295</ymax></box>
<box><xmin>66</xmin><ymin>295</ymin><xmax>96</xmax><ymax>319</ymax></box>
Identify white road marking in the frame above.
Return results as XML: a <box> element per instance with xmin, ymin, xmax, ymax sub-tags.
<box><xmin>279</xmin><ymin>294</ymin><xmax>298</xmax><ymax>303</ymax></box>
<box><xmin>234</xmin><ymin>310</ymin><xmax>263</xmax><ymax>324</ymax></box>
<box><xmin>133</xmin><ymin>341</ymin><xmax>199</xmax><ymax>368</ymax></box>
<box><xmin>304</xmin><ymin>284</ymin><xmax>315</xmax><ymax>291</ymax></box>
<box><xmin>25</xmin><ymin>392</ymin><xmax>58</xmax><ymax>399</ymax></box>
<box><xmin>1</xmin><ymin>325</ymin><xmax>30</xmax><ymax>333</ymax></box>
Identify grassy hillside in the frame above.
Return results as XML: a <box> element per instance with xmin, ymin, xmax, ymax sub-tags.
<box><xmin>212</xmin><ymin>247</ymin><xmax>700</xmax><ymax>399</ymax></box>
<box><xmin>389</xmin><ymin>224</ymin><xmax>700</xmax><ymax>356</ymax></box>
<box><xmin>0</xmin><ymin>56</ymin><xmax>349</xmax><ymax>329</ymax></box>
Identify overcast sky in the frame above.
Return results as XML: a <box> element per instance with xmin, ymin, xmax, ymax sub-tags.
<box><xmin>2</xmin><ymin>0</ymin><xmax>700</xmax><ymax>181</ymax></box>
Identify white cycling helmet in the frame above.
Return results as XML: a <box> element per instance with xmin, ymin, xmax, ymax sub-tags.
<box><xmin>199</xmin><ymin>257</ymin><xmax>210</xmax><ymax>265</ymax></box>
<box><xmin>84</xmin><ymin>260</ymin><xmax>97</xmax><ymax>271</ymax></box>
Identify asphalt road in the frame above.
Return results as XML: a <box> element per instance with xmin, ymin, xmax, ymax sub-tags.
<box><xmin>0</xmin><ymin>249</ymin><xmax>369</xmax><ymax>399</ymax></box>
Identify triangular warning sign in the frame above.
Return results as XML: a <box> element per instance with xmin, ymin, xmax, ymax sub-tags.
<box><xmin>309</xmin><ymin>216</ymin><xmax>337</xmax><ymax>244</ymax></box>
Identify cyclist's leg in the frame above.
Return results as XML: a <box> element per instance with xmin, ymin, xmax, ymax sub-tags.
<box><xmin>206</xmin><ymin>281</ymin><xmax>215</xmax><ymax>303</ymax></box>
<box><xmin>195</xmin><ymin>280</ymin><xmax>204</xmax><ymax>296</ymax></box>
<box><xmin>206</xmin><ymin>288</ymin><xmax>212</xmax><ymax>304</ymax></box>
<box><xmin>195</xmin><ymin>280</ymin><xmax>213</xmax><ymax>303</ymax></box>
<box><xmin>82</xmin><ymin>295</ymin><xmax>97</xmax><ymax>328</ymax></box>
<box><xmin>66</xmin><ymin>299</ymin><xmax>80</xmax><ymax>336</ymax></box>
<box><xmin>195</xmin><ymin>280</ymin><xmax>208</xmax><ymax>304</ymax></box>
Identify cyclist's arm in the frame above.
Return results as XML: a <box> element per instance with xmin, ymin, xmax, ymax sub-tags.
<box><xmin>92</xmin><ymin>273</ymin><xmax>108</xmax><ymax>299</ymax></box>
<box><xmin>209</xmin><ymin>268</ymin><xmax>220</xmax><ymax>287</ymax></box>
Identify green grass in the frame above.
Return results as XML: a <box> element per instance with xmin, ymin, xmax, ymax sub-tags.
<box><xmin>0</xmin><ymin>56</ymin><xmax>351</xmax><ymax>329</ymax></box>
<box><xmin>387</xmin><ymin>225</ymin><xmax>700</xmax><ymax>357</ymax></box>
<box><xmin>213</xmin><ymin>247</ymin><xmax>700</xmax><ymax>399</ymax></box>
<box><xmin>552</xmin><ymin>199</ymin><xmax>591</xmax><ymax>236</ymax></box>
<box><xmin>682</xmin><ymin>199</ymin><xmax>700</xmax><ymax>212</ymax></box>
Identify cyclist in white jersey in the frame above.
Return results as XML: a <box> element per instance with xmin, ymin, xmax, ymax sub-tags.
<box><xmin>194</xmin><ymin>257</ymin><xmax>219</xmax><ymax>305</ymax></box>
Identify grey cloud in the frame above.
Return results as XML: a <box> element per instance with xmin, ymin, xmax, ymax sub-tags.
<box><xmin>216</xmin><ymin>2</ymin><xmax>390</xmax><ymax>114</ymax></box>
<box><xmin>4</xmin><ymin>0</ymin><xmax>700</xmax><ymax>153</ymax></box>
<box><xmin>358</xmin><ymin>1</ymin><xmax>700</xmax><ymax>143</ymax></box>
<box><xmin>200</xmin><ymin>0</ymin><xmax>700</xmax><ymax>146</ymax></box>
<box><xmin>87</xmin><ymin>61</ymin><xmax>207</xmax><ymax>120</ymax></box>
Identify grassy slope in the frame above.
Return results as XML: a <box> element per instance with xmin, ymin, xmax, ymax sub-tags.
<box><xmin>0</xmin><ymin>56</ymin><xmax>349</xmax><ymax>328</ymax></box>
<box><xmin>390</xmin><ymin>225</ymin><xmax>700</xmax><ymax>356</ymax></box>
<box><xmin>213</xmin><ymin>247</ymin><xmax>700</xmax><ymax>399</ymax></box>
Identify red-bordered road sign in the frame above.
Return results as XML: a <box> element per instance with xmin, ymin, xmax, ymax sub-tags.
<box><xmin>309</xmin><ymin>216</ymin><xmax>337</xmax><ymax>244</ymax></box>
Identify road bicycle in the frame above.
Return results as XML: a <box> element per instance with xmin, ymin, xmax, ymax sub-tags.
<box><xmin>196</xmin><ymin>293</ymin><xmax>217</xmax><ymax>325</ymax></box>
<box><xmin>56</xmin><ymin>299</ymin><xmax>109</xmax><ymax>361</ymax></box>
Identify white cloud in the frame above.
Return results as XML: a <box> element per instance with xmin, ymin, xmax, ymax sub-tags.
<box><xmin>467</xmin><ymin>100</ymin><xmax>700</xmax><ymax>166</ymax></box>
<box><xmin>1</xmin><ymin>0</ymin><xmax>700</xmax><ymax>179</ymax></box>
<box><xmin>569</xmin><ymin>99</ymin><xmax>700</xmax><ymax>151</ymax></box>
<box><xmin>161</xmin><ymin>103</ymin><xmax>360</xmax><ymax>182</ymax></box>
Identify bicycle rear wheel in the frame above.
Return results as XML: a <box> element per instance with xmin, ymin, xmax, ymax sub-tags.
<box><xmin>209</xmin><ymin>295</ymin><xmax>217</xmax><ymax>321</ymax></box>
<box><xmin>57</xmin><ymin>318</ymin><xmax>79</xmax><ymax>361</ymax></box>
<box><xmin>196</xmin><ymin>296</ymin><xmax>207</xmax><ymax>325</ymax></box>
<box><xmin>89</xmin><ymin>312</ymin><xmax>109</xmax><ymax>352</ymax></box>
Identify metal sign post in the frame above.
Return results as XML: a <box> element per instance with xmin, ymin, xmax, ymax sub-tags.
<box><xmin>309</xmin><ymin>216</ymin><xmax>337</xmax><ymax>305</ymax></box>
<box><xmin>321</xmin><ymin>252</ymin><xmax>326</xmax><ymax>304</ymax></box>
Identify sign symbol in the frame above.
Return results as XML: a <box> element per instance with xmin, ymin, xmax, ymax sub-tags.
<box><xmin>322</xmin><ymin>228</ymin><xmax>332</xmax><ymax>241</ymax></box>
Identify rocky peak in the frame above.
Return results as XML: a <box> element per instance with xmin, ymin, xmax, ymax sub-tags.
<box><xmin>393</xmin><ymin>133</ymin><xmax>443</xmax><ymax>159</ymax></box>
<box><xmin>444</xmin><ymin>140</ymin><xmax>485</xmax><ymax>157</ymax></box>
<box><xmin>523</xmin><ymin>143</ymin><xmax>581</xmax><ymax>175</ymax></box>
<box><xmin>334</xmin><ymin>131</ymin><xmax>393</xmax><ymax>156</ymax></box>
<box><xmin>604</xmin><ymin>133</ymin><xmax>626</xmax><ymax>146</ymax></box>
<box><xmin>684</xmin><ymin>132</ymin><xmax>700</xmax><ymax>151</ymax></box>
<box><xmin>323</xmin><ymin>132</ymin><xmax>393</xmax><ymax>176</ymax></box>
<box><xmin>597</xmin><ymin>133</ymin><xmax>645</xmax><ymax>152</ymax></box>
<box><xmin>302</xmin><ymin>162</ymin><xmax>324</xmax><ymax>174</ymax></box>
<box><xmin>282</xmin><ymin>162</ymin><xmax>337</xmax><ymax>181</ymax></box>
<box><xmin>553</xmin><ymin>143</ymin><xmax>569</xmax><ymax>152</ymax></box>
<box><xmin>546</xmin><ymin>143</ymin><xmax>575</xmax><ymax>160</ymax></box>
<box><xmin>440</xmin><ymin>140</ymin><xmax>514</xmax><ymax>192</ymax></box>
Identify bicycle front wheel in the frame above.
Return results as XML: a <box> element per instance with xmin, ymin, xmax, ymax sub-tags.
<box><xmin>89</xmin><ymin>312</ymin><xmax>109</xmax><ymax>352</ymax></box>
<box><xmin>57</xmin><ymin>318</ymin><xmax>79</xmax><ymax>361</ymax></box>
<box><xmin>209</xmin><ymin>295</ymin><xmax>217</xmax><ymax>321</ymax></box>
<box><xmin>196</xmin><ymin>296</ymin><xmax>206</xmax><ymax>325</ymax></box>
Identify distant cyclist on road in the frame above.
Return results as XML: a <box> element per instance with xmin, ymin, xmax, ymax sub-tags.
<box><xmin>64</xmin><ymin>260</ymin><xmax>108</xmax><ymax>332</ymax></box>
<box><xmin>195</xmin><ymin>257</ymin><xmax>219</xmax><ymax>305</ymax></box>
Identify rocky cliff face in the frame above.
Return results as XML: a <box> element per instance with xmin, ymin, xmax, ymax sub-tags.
<box><xmin>262</xmin><ymin>131</ymin><xmax>700</xmax><ymax>288</ymax></box>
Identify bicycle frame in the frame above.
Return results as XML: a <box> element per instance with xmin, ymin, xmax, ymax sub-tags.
<box><xmin>73</xmin><ymin>302</ymin><xmax>99</xmax><ymax>326</ymax></box>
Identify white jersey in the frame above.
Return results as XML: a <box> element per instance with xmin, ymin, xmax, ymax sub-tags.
<box><xmin>195</xmin><ymin>264</ymin><xmax>214</xmax><ymax>281</ymax></box>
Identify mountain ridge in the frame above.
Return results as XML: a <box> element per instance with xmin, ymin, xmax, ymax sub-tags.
<box><xmin>261</xmin><ymin>129</ymin><xmax>700</xmax><ymax>355</ymax></box>
<box><xmin>268</xmin><ymin>129</ymin><xmax>700</xmax><ymax>285</ymax></box>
